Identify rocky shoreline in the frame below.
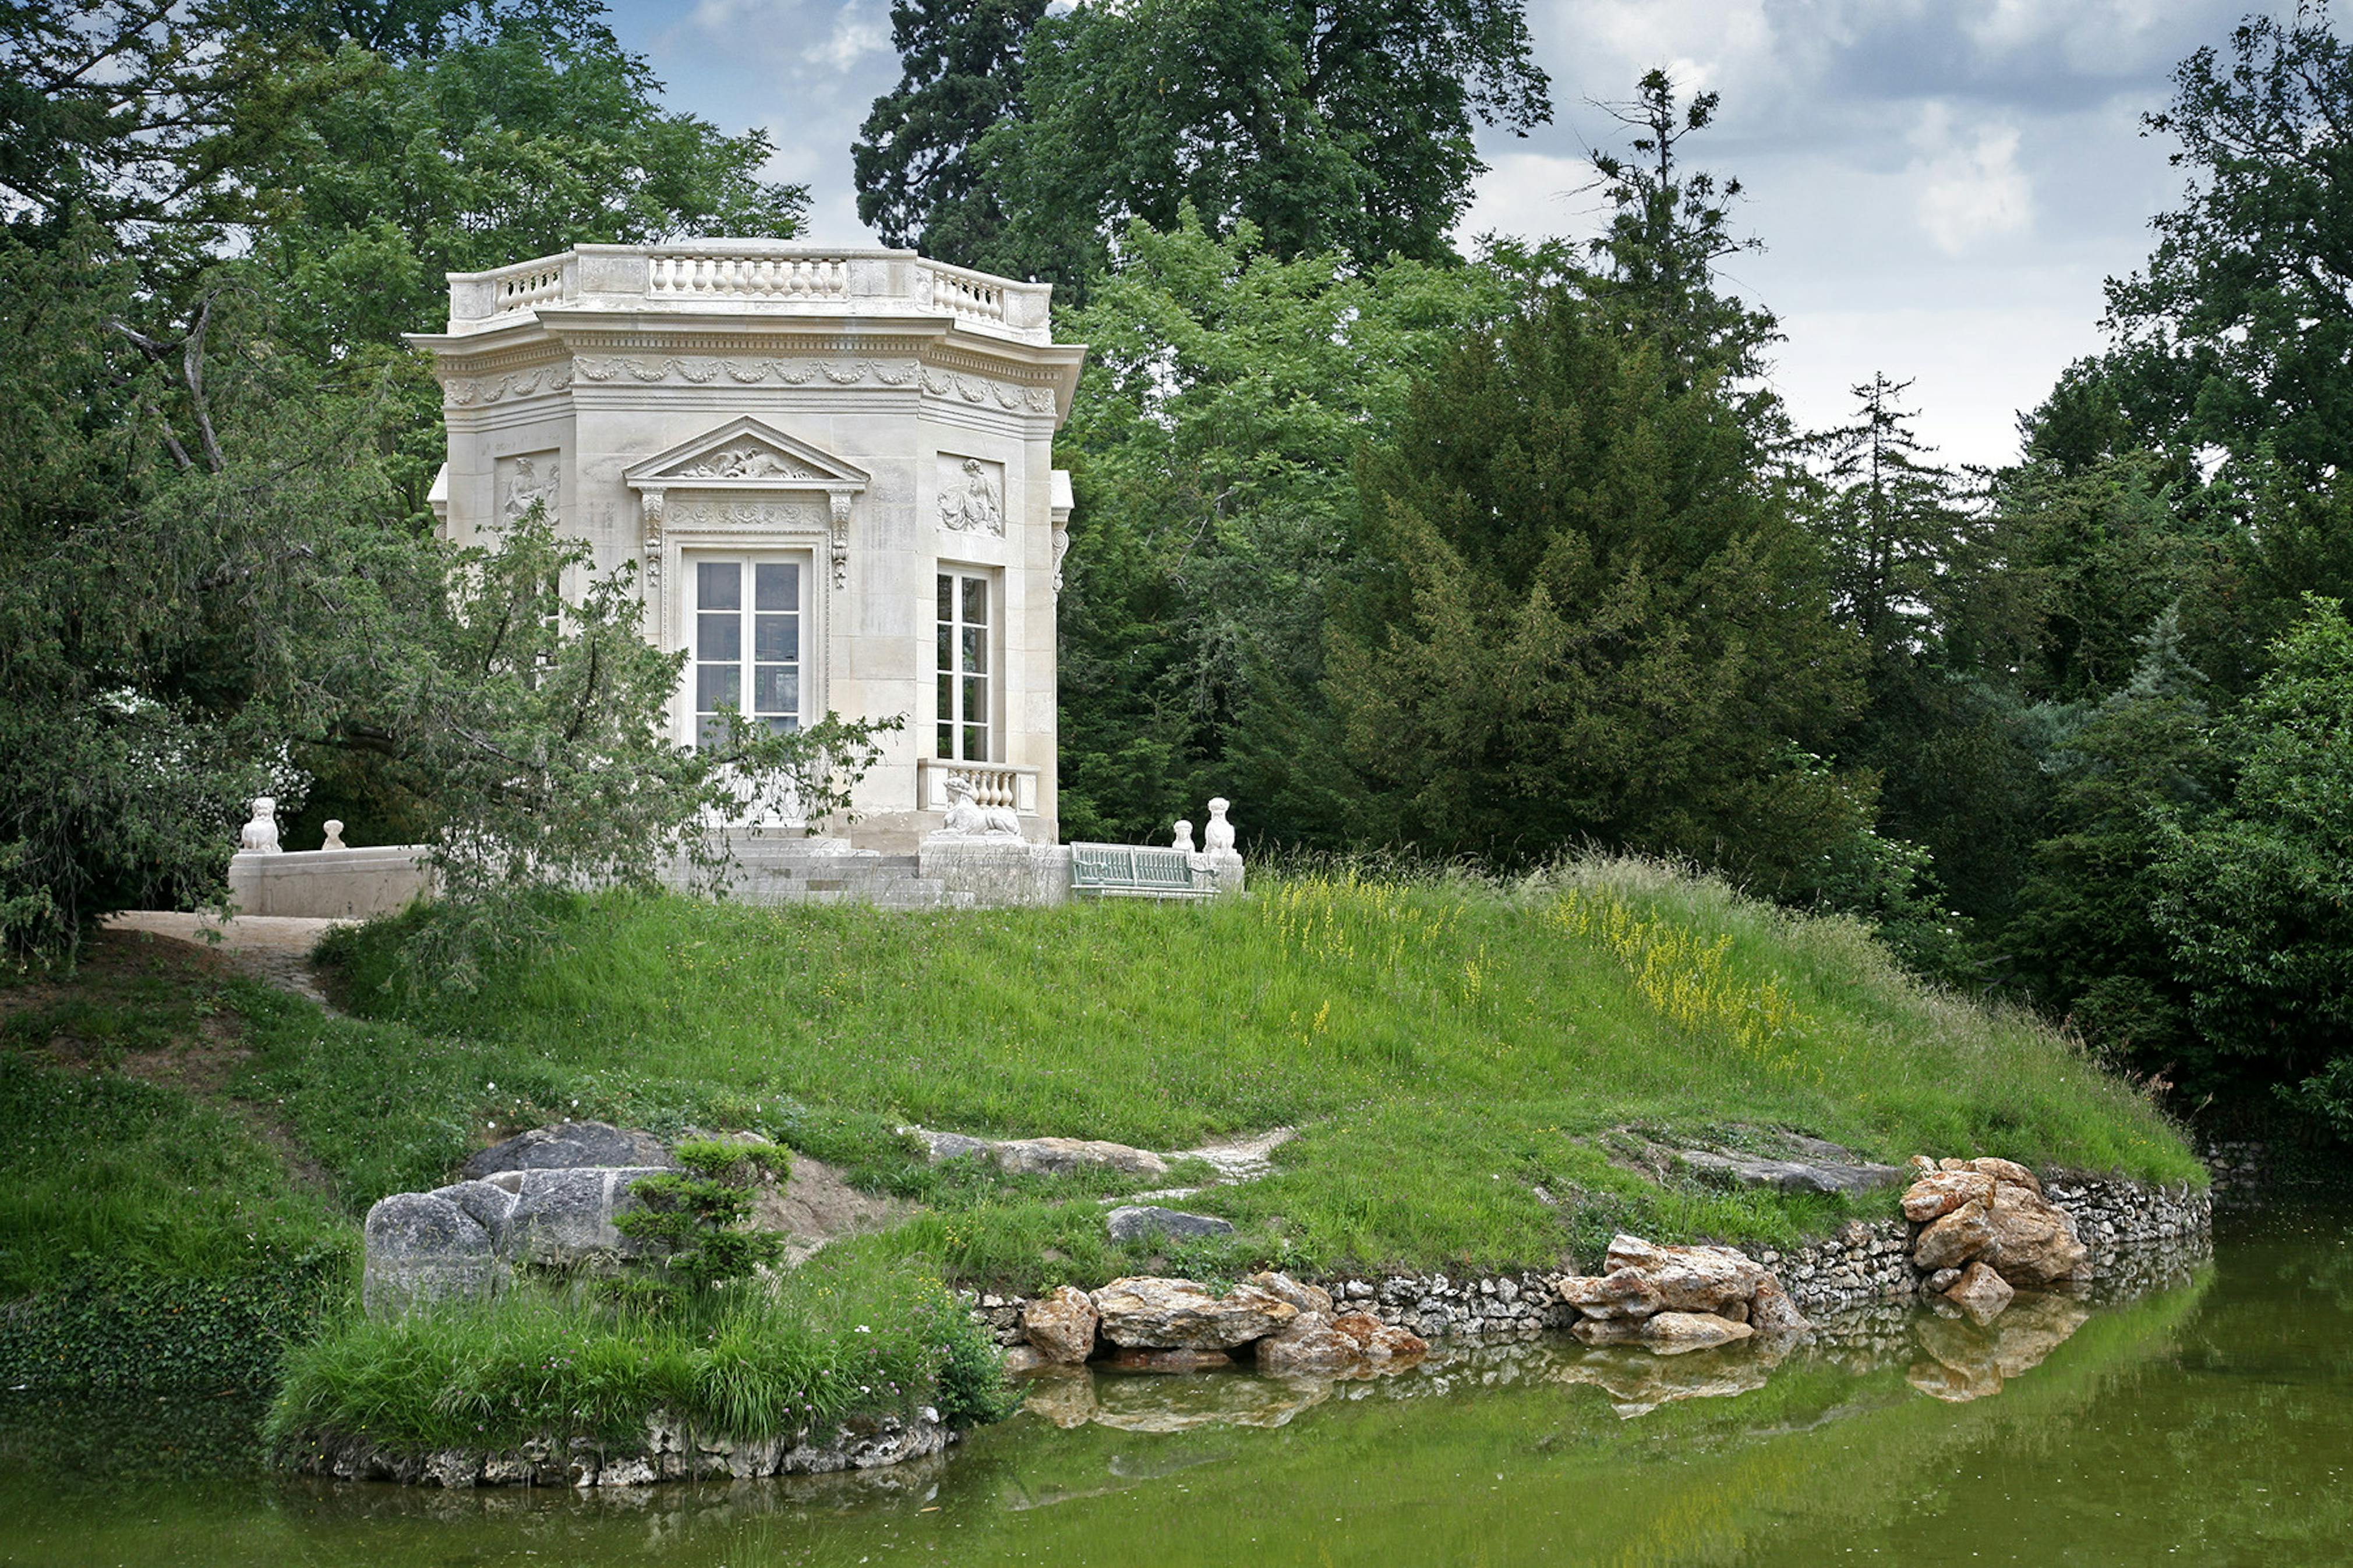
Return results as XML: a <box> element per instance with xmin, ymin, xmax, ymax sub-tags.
<box><xmin>309</xmin><ymin>1164</ymin><xmax>2211</xmax><ymax>1489</ymax></box>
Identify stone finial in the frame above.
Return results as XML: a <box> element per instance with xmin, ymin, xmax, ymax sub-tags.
<box><xmin>240</xmin><ymin>796</ymin><xmax>282</xmax><ymax>854</ymax></box>
<box><xmin>1172</xmin><ymin>820</ymin><xmax>1196</xmax><ymax>853</ymax></box>
<box><xmin>322</xmin><ymin>820</ymin><xmax>347</xmax><ymax>851</ymax></box>
<box><xmin>1203</xmin><ymin>798</ymin><xmax>1236</xmax><ymax>855</ymax></box>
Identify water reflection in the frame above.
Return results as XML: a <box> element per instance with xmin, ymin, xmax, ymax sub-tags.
<box><xmin>13</xmin><ymin>1216</ymin><xmax>2351</xmax><ymax>1567</ymax></box>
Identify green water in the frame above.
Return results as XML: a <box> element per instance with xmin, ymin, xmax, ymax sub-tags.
<box><xmin>4</xmin><ymin>1208</ymin><xmax>2347</xmax><ymax>1567</ymax></box>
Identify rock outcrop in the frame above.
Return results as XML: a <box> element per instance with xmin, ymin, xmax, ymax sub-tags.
<box><xmin>1020</xmin><ymin>1286</ymin><xmax>1100</xmax><ymax>1364</ymax></box>
<box><xmin>1900</xmin><ymin>1156</ymin><xmax>2089</xmax><ymax>1304</ymax></box>
<box><xmin>461</xmin><ymin>1121</ymin><xmax>674</xmax><ymax>1179</ymax></box>
<box><xmin>1553</xmin><ymin>1233</ymin><xmax>1809</xmax><ymax>1353</ymax></box>
<box><xmin>1091</xmin><ymin>1277</ymin><xmax>1298</xmax><ymax>1350</ymax></box>
<box><xmin>1105</xmin><ymin>1205</ymin><xmax>1234</xmax><ymax>1244</ymax></box>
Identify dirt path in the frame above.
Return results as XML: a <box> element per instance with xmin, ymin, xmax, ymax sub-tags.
<box><xmin>103</xmin><ymin>911</ymin><xmax>347</xmax><ymax>1007</ymax></box>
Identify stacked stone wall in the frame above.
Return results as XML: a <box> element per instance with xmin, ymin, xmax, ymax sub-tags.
<box><xmin>971</xmin><ymin>1170</ymin><xmax>2216</xmax><ymax>1344</ymax></box>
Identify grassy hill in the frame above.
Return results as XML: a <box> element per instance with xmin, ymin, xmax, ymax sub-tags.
<box><xmin>306</xmin><ymin>857</ymin><xmax>2197</xmax><ymax>1281</ymax></box>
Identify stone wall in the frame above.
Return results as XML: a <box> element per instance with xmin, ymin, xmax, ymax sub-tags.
<box><xmin>284</xmin><ymin>1409</ymin><xmax>953</xmax><ymax>1490</ymax></box>
<box><xmin>970</xmin><ymin>1170</ymin><xmax>2216</xmax><ymax>1346</ymax></box>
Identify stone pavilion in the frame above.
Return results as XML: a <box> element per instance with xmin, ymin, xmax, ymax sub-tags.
<box><xmin>409</xmin><ymin>241</ymin><xmax>1087</xmax><ymax>851</ymax></box>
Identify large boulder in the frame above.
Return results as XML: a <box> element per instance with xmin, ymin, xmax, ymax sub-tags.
<box><xmin>1676</xmin><ymin>1149</ymin><xmax>1905</xmax><ymax>1196</ymax></box>
<box><xmin>1637</xmin><ymin>1311</ymin><xmax>1755</xmax><ymax>1353</ymax></box>
<box><xmin>503</xmin><ymin>1166</ymin><xmax>672</xmax><ymax>1267</ymax></box>
<box><xmin>461</xmin><ymin>1121</ymin><xmax>673</xmax><ymax>1180</ymax></box>
<box><xmin>1020</xmin><ymin>1286</ymin><xmax>1101</xmax><ymax>1364</ymax></box>
<box><xmin>1243</xmin><ymin>1272</ymin><xmax>1333</xmax><ymax>1316</ymax></box>
<box><xmin>1256</xmin><ymin>1309</ymin><xmax>1427</xmax><ymax>1375</ymax></box>
<box><xmin>1255</xmin><ymin>1313</ymin><xmax>1361</xmax><ymax>1375</ymax></box>
<box><xmin>1603</xmin><ymin>1235</ymin><xmax>1768</xmax><ymax>1314</ymax></box>
<box><xmin>1980</xmin><ymin>1184</ymin><xmax>2088</xmax><ymax>1286</ymax></box>
<box><xmin>1944</xmin><ymin>1155</ymin><xmax>2041</xmax><ymax>1195</ymax></box>
<box><xmin>1558</xmin><ymin>1267</ymin><xmax>1666</xmax><ymax>1321</ymax></box>
<box><xmin>1747</xmin><ymin>1277</ymin><xmax>1813</xmax><ymax>1335</ymax></box>
<box><xmin>1902</xmin><ymin>1170</ymin><xmax>1996</xmax><ymax>1223</ymax></box>
<box><xmin>1330</xmin><ymin>1312</ymin><xmax>1428</xmax><ymax>1362</ymax></box>
<box><xmin>363</xmin><ymin>1191</ymin><xmax>502</xmax><ymax>1317</ymax></box>
<box><xmin>1945</xmin><ymin>1259</ymin><xmax>2016</xmax><ymax>1322</ymax></box>
<box><xmin>1091</xmin><ymin>1277</ymin><xmax>1296</xmax><ymax>1350</ymax></box>
<box><xmin>1914</xmin><ymin>1197</ymin><xmax>1995</xmax><ymax>1271</ymax></box>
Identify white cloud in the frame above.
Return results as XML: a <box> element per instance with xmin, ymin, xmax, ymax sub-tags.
<box><xmin>803</xmin><ymin>1</ymin><xmax>889</xmax><ymax>72</ymax></box>
<box><xmin>1455</xmin><ymin>152</ymin><xmax>1603</xmax><ymax>247</ymax></box>
<box><xmin>1909</xmin><ymin>105</ymin><xmax>2033</xmax><ymax>255</ymax></box>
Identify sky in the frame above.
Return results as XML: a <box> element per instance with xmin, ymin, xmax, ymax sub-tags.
<box><xmin>602</xmin><ymin>0</ymin><xmax>2285</xmax><ymax>469</ymax></box>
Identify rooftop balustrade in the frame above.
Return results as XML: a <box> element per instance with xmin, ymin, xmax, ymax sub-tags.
<box><xmin>443</xmin><ymin>242</ymin><xmax>1055</xmax><ymax>345</ymax></box>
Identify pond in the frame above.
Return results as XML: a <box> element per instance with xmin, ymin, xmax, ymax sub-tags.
<box><xmin>3</xmin><ymin>1206</ymin><xmax>2345</xmax><ymax>1567</ymax></box>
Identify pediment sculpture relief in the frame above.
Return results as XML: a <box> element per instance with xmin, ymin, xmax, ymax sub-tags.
<box><xmin>674</xmin><ymin>439</ymin><xmax>826</xmax><ymax>482</ymax></box>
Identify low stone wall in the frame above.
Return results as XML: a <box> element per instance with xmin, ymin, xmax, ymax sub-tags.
<box><xmin>284</xmin><ymin>1409</ymin><xmax>954</xmax><ymax>1490</ymax></box>
<box><xmin>970</xmin><ymin>1170</ymin><xmax>2216</xmax><ymax>1347</ymax></box>
<box><xmin>228</xmin><ymin>844</ymin><xmax>433</xmax><ymax>919</ymax></box>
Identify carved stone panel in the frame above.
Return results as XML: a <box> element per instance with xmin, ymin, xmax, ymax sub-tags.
<box><xmin>937</xmin><ymin>454</ymin><xmax>1005</xmax><ymax>537</ymax></box>
<box><xmin>496</xmin><ymin>451</ymin><xmax>561</xmax><ymax>527</ymax></box>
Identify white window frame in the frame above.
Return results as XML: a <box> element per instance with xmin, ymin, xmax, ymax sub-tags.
<box><xmin>687</xmin><ymin>553</ymin><xmax>808</xmax><ymax>749</ymax></box>
<box><xmin>935</xmin><ymin>567</ymin><xmax>998</xmax><ymax>763</ymax></box>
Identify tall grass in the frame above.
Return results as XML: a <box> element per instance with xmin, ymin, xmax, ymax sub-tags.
<box><xmin>267</xmin><ymin>1251</ymin><xmax>1004</xmax><ymax>1451</ymax></box>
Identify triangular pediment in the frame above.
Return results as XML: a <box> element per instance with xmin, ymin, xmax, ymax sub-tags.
<box><xmin>624</xmin><ymin>417</ymin><xmax>870</xmax><ymax>490</ymax></box>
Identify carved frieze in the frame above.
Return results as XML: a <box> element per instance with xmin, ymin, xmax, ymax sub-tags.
<box><xmin>666</xmin><ymin>498</ymin><xmax>826</xmax><ymax>529</ymax></box>
<box><xmin>673</xmin><ymin>440</ymin><xmax>828</xmax><ymax>482</ymax></box>
<box><xmin>568</xmin><ymin>355</ymin><xmax>1052</xmax><ymax>411</ymax></box>
<box><xmin>444</xmin><ymin>364</ymin><xmax>575</xmax><ymax>406</ymax></box>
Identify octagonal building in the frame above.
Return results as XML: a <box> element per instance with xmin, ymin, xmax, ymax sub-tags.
<box><xmin>411</xmin><ymin>242</ymin><xmax>1086</xmax><ymax>850</ymax></box>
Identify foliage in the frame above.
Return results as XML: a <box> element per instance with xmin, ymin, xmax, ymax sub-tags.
<box><xmin>897</xmin><ymin>0</ymin><xmax>1550</xmax><ymax>289</ymax></box>
<box><xmin>852</xmin><ymin>0</ymin><xmax>1047</xmax><ymax>266</ymax></box>
<box><xmin>0</xmin><ymin>1254</ymin><xmax>348</xmax><ymax>1392</ymax></box>
<box><xmin>2105</xmin><ymin>6</ymin><xmax>2353</xmax><ymax>478</ymax></box>
<box><xmin>1327</xmin><ymin>278</ymin><xmax>1866</xmax><ymax>882</ymax></box>
<box><xmin>251</xmin><ymin>1</ymin><xmax>803</xmax><ymax>480</ymax></box>
<box><xmin>1051</xmin><ymin>213</ymin><xmax>1521</xmax><ymax>844</ymax></box>
<box><xmin>610</xmin><ymin>1139</ymin><xmax>789</xmax><ymax>1305</ymax></box>
<box><xmin>2006</xmin><ymin>608</ymin><xmax>2220</xmax><ymax>1076</ymax></box>
<box><xmin>2151</xmin><ymin>597</ymin><xmax>2353</xmax><ymax>1100</ymax></box>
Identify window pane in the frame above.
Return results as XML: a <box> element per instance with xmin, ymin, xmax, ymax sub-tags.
<box><xmin>936</xmin><ymin>624</ymin><xmax>952</xmax><ymax>672</ymax></box>
<box><xmin>698</xmin><ymin>611</ymin><xmax>740</xmax><ymax>662</ymax></box>
<box><xmin>963</xmin><ymin>723</ymin><xmax>987</xmax><ymax>760</ymax></box>
<box><xmin>697</xmin><ymin>716</ymin><xmax>727</xmax><ymax>749</ymax></box>
<box><xmin>961</xmin><ymin>626</ymin><xmax>986</xmax><ymax>674</ymax></box>
<box><xmin>962</xmin><ymin>575</ymin><xmax>988</xmax><ymax>625</ymax></box>
<box><xmin>937</xmin><ymin>574</ymin><xmax>953</xmax><ymax>623</ymax></box>
<box><xmin>754</xmin><ymin>614</ymin><xmax>797</xmax><ymax>663</ymax></box>
<box><xmin>755</xmin><ymin>562</ymin><xmax>798</xmax><ymax>612</ymax></box>
<box><xmin>696</xmin><ymin>663</ymin><xmax>739</xmax><ymax>713</ymax></box>
<box><xmin>937</xmin><ymin>671</ymin><xmax>952</xmax><ymax>719</ymax></box>
<box><xmin>765</xmin><ymin>714</ymin><xmax>800</xmax><ymax>735</ymax></box>
<box><xmin>754</xmin><ymin>666</ymin><xmax>798</xmax><ymax>716</ymax></box>
<box><xmin>698</xmin><ymin>561</ymin><xmax>740</xmax><ymax>611</ymax></box>
<box><xmin>937</xmin><ymin>720</ymin><xmax>953</xmax><ymax>757</ymax></box>
<box><xmin>963</xmin><ymin>675</ymin><xmax>987</xmax><ymax>724</ymax></box>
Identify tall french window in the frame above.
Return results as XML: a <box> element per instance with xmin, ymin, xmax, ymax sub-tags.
<box><xmin>936</xmin><ymin>570</ymin><xmax>991</xmax><ymax>760</ymax></box>
<box><xmin>694</xmin><ymin>558</ymin><xmax>801</xmax><ymax>745</ymax></box>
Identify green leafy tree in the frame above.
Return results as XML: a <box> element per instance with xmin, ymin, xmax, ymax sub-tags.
<box><xmin>254</xmin><ymin>9</ymin><xmax>805</xmax><ymax>369</ymax></box>
<box><xmin>2152</xmin><ymin>596</ymin><xmax>2353</xmax><ymax>1105</ymax></box>
<box><xmin>954</xmin><ymin>0</ymin><xmax>1550</xmax><ymax>290</ymax></box>
<box><xmin>2007</xmin><ymin>608</ymin><xmax>2220</xmax><ymax>1073</ymax></box>
<box><xmin>2105</xmin><ymin>8</ymin><xmax>2353</xmax><ymax>477</ymax></box>
<box><xmin>613</xmin><ymin>1139</ymin><xmax>790</xmax><ymax>1308</ymax></box>
<box><xmin>1325</xmin><ymin>75</ymin><xmax>1864</xmax><ymax>884</ymax></box>
<box><xmin>852</xmin><ymin>0</ymin><xmax>1047</xmax><ymax>267</ymax></box>
<box><xmin>1052</xmin><ymin>211</ymin><xmax>1520</xmax><ymax>844</ymax></box>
